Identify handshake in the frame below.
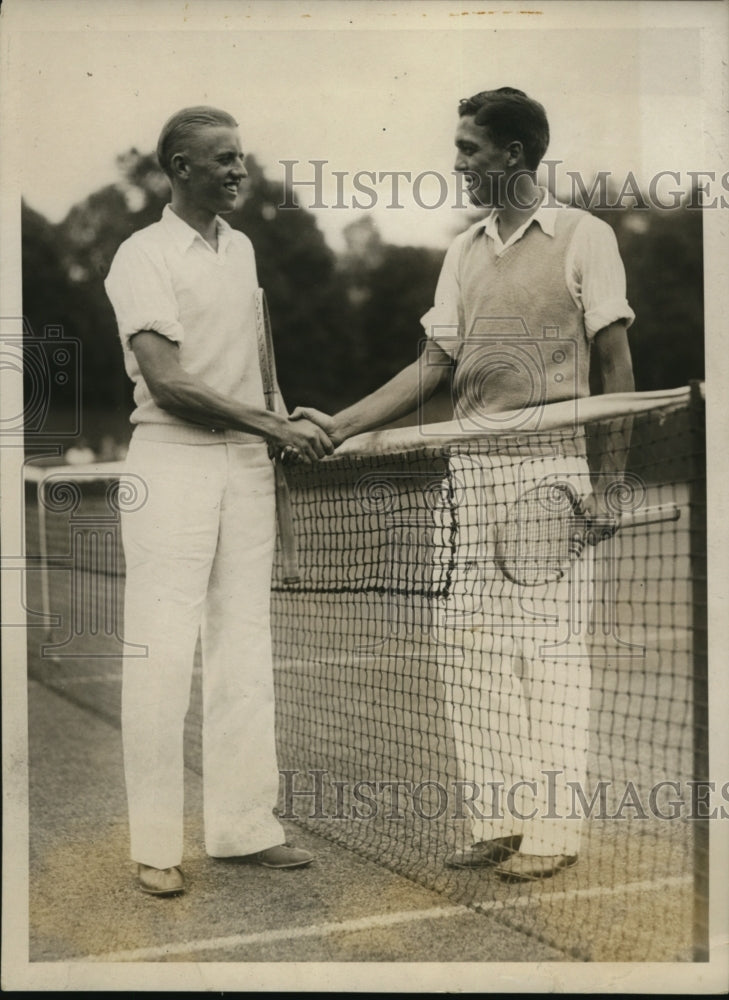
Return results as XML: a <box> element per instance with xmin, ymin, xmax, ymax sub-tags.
<box><xmin>272</xmin><ymin>407</ymin><xmax>342</xmax><ymax>465</ymax></box>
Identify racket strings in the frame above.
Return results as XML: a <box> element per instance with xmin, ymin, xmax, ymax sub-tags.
<box><xmin>499</xmin><ymin>485</ymin><xmax>584</xmax><ymax>585</ymax></box>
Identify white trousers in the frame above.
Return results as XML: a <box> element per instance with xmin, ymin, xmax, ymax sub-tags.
<box><xmin>435</xmin><ymin>451</ymin><xmax>593</xmax><ymax>857</ymax></box>
<box><xmin>120</xmin><ymin>436</ymin><xmax>286</xmax><ymax>869</ymax></box>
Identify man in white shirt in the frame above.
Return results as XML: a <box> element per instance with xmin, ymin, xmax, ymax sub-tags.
<box><xmin>295</xmin><ymin>87</ymin><xmax>635</xmax><ymax>882</ymax></box>
<box><xmin>105</xmin><ymin>106</ymin><xmax>332</xmax><ymax>896</ymax></box>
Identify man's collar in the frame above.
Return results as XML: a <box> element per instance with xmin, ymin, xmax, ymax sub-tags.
<box><xmin>161</xmin><ymin>203</ymin><xmax>234</xmax><ymax>252</ymax></box>
<box><xmin>475</xmin><ymin>187</ymin><xmax>559</xmax><ymax>242</ymax></box>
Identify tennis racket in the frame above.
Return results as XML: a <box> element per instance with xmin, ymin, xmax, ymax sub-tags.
<box><xmin>254</xmin><ymin>287</ymin><xmax>300</xmax><ymax>584</ymax></box>
<box><xmin>494</xmin><ymin>481</ymin><xmax>680</xmax><ymax>587</ymax></box>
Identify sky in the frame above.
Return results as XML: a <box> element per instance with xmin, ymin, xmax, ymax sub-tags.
<box><xmin>5</xmin><ymin>0</ymin><xmax>717</xmax><ymax>252</ymax></box>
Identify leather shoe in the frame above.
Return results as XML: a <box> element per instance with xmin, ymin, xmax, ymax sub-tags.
<box><xmin>495</xmin><ymin>853</ymin><xmax>578</xmax><ymax>882</ymax></box>
<box><xmin>254</xmin><ymin>844</ymin><xmax>314</xmax><ymax>869</ymax></box>
<box><xmin>445</xmin><ymin>835</ymin><xmax>522</xmax><ymax>869</ymax></box>
<box><xmin>137</xmin><ymin>864</ymin><xmax>185</xmax><ymax>896</ymax></box>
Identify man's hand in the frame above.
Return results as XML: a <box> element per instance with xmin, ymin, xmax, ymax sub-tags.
<box><xmin>290</xmin><ymin>407</ymin><xmax>343</xmax><ymax>447</ymax></box>
<box><xmin>271</xmin><ymin>416</ymin><xmax>334</xmax><ymax>464</ymax></box>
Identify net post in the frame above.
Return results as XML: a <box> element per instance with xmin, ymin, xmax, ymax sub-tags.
<box><xmin>37</xmin><ymin>473</ymin><xmax>53</xmax><ymax>640</ymax></box>
<box><xmin>689</xmin><ymin>379</ymin><xmax>709</xmax><ymax>962</ymax></box>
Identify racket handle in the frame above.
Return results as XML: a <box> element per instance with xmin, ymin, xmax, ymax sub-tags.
<box><xmin>274</xmin><ymin>461</ymin><xmax>300</xmax><ymax>584</ymax></box>
<box><xmin>587</xmin><ymin>502</ymin><xmax>681</xmax><ymax>545</ymax></box>
<box><xmin>620</xmin><ymin>503</ymin><xmax>681</xmax><ymax>529</ymax></box>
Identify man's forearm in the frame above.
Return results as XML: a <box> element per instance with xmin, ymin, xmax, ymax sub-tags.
<box><xmin>593</xmin><ymin>357</ymin><xmax>635</xmax><ymax>494</ymax></box>
<box><xmin>601</xmin><ymin>356</ymin><xmax>635</xmax><ymax>399</ymax></box>
<box><xmin>153</xmin><ymin>371</ymin><xmax>285</xmax><ymax>441</ymax></box>
<box><xmin>333</xmin><ymin>356</ymin><xmax>448</xmax><ymax>442</ymax></box>
<box><xmin>129</xmin><ymin>330</ymin><xmax>288</xmax><ymax>442</ymax></box>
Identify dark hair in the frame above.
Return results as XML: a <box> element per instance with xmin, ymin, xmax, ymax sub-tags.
<box><xmin>458</xmin><ymin>87</ymin><xmax>549</xmax><ymax>171</ymax></box>
<box><xmin>156</xmin><ymin>106</ymin><xmax>239</xmax><ymax>177</ymax></box>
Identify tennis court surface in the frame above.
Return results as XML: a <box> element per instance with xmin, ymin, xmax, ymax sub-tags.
<box><xmin>24</xmin><ymin>385</ymin><xmax>708</xmax><ymax>964</ymax></box>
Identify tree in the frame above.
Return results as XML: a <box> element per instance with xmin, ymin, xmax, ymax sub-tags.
<box><xmin>22</xmin><ymin>150</ymin><xmax>361</xmax><ymax>451</ymax></box>
<box><xmin>573</xmin><ymin>182</ymin><xmax>704</xmax><ymax>391</ymax></box>
<box><xmin>228</xmin><ymin>156</ymin><xmax>357</xmax><ymax>411</ymax></box>
<box><xmin>337</xmin><ymin>216</ymin><xmax>446</xmax><ymax>397</ymax></box>
<box><xmin>24</xmin><ymin>155</ymin><xmax>703</xmax><ymax>457</ymax></box>
<box><xmin>22</xmin><ymin>199</ymin><xmax>132</xmax><ymax>449</ymax></box>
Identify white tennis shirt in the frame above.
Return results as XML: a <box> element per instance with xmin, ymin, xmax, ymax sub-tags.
<box><xmin>105</xmin><ymin>204</ymin><xmax>266</xmax><ymax>444</ymax></box>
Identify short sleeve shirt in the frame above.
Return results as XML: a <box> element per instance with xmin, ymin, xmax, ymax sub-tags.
<box><xmin>105</xmin><ymin>204</ymin><xmax>265</xmax><ymax>429</ymax></box>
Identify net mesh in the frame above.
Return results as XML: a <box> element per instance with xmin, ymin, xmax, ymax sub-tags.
<box><xmin>24</xmin><ymin>388</ymin><xmax>707</xmax><ymax>962</ymax></box>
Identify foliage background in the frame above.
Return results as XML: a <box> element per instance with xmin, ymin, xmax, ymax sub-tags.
<box><xmin>21</xmin><ymin>150</ymin><xmax>704</xmax><ymax>456</ymax></box>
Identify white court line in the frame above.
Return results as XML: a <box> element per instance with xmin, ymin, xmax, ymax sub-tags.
<box><xmin>472</xmin><ymin>875</ymin><xmax>692</xmax><ymax>914</ymax></box>
<box><xmin>76</xmin><ymin>904</ymin><xmax>470</xmax><ymax>963</ymax></box>
<box><xmin>75</xmin><ymin>875</ymin><xmax>692</xmax><ymax>963</ymax></box>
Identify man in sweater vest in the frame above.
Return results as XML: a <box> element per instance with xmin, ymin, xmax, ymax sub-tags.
<box><xmin>294</xmin><ymin>88</ymin><xmax>635</xmax><ymax>881</ymax></box>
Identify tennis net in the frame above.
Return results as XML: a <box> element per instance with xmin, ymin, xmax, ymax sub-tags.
<box><xmin>24</xmin><ymin>385</ymin><xmax>707</xmax><ymax>962</ymax></box>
